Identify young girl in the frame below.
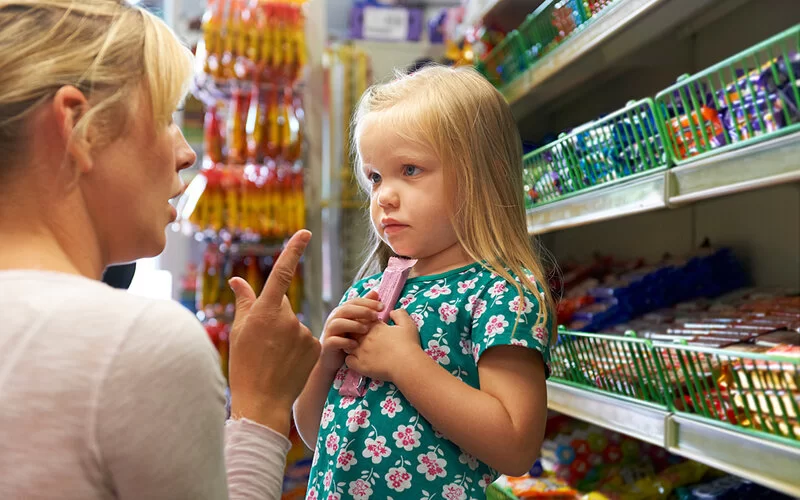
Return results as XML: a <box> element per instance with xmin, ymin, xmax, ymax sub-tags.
<box><xmin>294</xmin><ymin>65</ymin><xmax>555</xmax><ymax>500</ymax></box>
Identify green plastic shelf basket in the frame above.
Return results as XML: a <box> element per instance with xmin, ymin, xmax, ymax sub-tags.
<box><xmin>550</xmin><ymin>331</ymin><xmax>669</xmax><ymax>407</ymax></box>
<box><xmin>476</xmin><ymin>30</ymin><xmax>529</xmax><ymax>88</ymax></box>
<box><xmin>652</xmin><ymin>342</ymin><xmax>800</xmax><ymax>446</ymax></box>
<box><xmin>523</xmin><ymin>98</ymin><xmax>670</xmax><ymax>208</ymax></box>
<box><xmin>655</xmin><ymin>24</ymin><xmax>800</xmax><ymax>165</ymax></box>
<box><xmin>518</xmin><ymin>0</ymin><xmax>588</xmax><ymax>64</ymax></box>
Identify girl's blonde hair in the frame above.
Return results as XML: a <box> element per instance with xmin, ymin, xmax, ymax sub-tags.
<box><xmin>0</xmin><ymin>0</ymin><xmax>193</xmax><ymax>177</ymax></box>
<box><xmin>352</xmin><ymin>65</ymin><xmax>555</xmax><ymax>338</ymax></box>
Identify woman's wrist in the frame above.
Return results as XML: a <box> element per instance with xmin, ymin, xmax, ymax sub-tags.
<box><xmin>230</xmin><ymin>396</ymin><xmax>293</xmax><ymax>437</ymax></box>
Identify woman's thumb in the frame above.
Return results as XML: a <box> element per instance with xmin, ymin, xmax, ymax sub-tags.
<box><xmin>229</xmin><ymin>277</ymin><xmax>257</xmax><ymax>317</ymax></box>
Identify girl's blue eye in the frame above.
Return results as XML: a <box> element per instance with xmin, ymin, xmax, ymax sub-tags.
<box><xmin>368</xmin><ymin>172</ymin><xmax>382</xmax><ymax>184</ymax></box>
<box><xmin>403</xmin><ymin>165</ymin><xmax>421</xmax><ymax>176</ymax></box>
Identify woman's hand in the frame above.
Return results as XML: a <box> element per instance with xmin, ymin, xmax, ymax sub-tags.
<box><xmin>345</xmin><ymin>308</ymin><xmax>423</xmax><ymax>382</ymax></box>
<box><xmin>319</xmin><ymin>290</ymin><xmax>383</xmax><ymax>372</ymax></box>
<box><xmin>227</xmin><ymin>230</ymin><xmax>320</xmax><ymax>437</ymax></box>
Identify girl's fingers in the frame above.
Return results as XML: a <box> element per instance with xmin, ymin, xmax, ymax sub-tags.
<box><xmin>333</xmin><ymin>303</ymin><xmax>382</xmax><ymax>322</ymax></box>
<box><xmin>325</xmin><ymin>318</ymin><xmax>370</xmax><ymax>337</ymax></box>
<box><xmin>345</xmin><ymin>297</ymin><xmax>384</xmax><ymax>311</ymax></box>
<box><xmin>324</xmin><ymin>336</ymin><xmax>359</xmax><ymax>353</ymax></box>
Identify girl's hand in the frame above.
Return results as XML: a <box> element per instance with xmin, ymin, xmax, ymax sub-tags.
<box><xmin>345</xmin><ymin>309</ymin><xmax>423</xmax><ymax>382</ymax></box>
<box><xmin>320</xmin><ymin>290</ymin><xmax>383</xmax><ymax>372</ymax></box>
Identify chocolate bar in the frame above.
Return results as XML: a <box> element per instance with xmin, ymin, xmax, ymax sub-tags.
<box><xmin>339</xmin><ymin>257</ymin><xmax>417</xmax><ymax>398</ymax></box>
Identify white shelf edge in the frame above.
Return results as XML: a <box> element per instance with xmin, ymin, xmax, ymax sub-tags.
<box><xmin>668</xmin><ymin>131</ymin><xmax>800</xmax><ymax>206</ymax></box>
<box><xmin>547</xmin><ymin>381</ymin><xmax>800</xmax><ymax>497</ymax></box>
<box><xmin>527</xmin><ymin>171</ymin><xmax>667</xmax><ymax>235</ymax></box>
<box><xmin>666</xmin><ymin>415</ymin><xmax>800</xmax><ymax>498</ymax></box>
<box><xmin>547</xmin><ymin>381</ymin><xmax>668</xmax><ymax>447</ymax></box>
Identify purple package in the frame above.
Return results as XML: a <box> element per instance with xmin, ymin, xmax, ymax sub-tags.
<box><xmin>339</xmin><ymin>257</ymin><xmax>418</xmax><ymax>398</ymax></box>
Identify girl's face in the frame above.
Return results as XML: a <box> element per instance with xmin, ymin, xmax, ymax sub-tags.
<box><xmin>81</xmin><ymin>89</ymin><xmax>196</xmax><ymax>264</ymax></box>
<box><xmin>358</xmin><ymin>114</ymin><xmax>468</xmax><ymax>273</ymax></box>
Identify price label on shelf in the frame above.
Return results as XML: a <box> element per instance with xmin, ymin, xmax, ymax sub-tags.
<box><xmin>362</xmin><ymin>7</ymin><xmax>410</xmax><ymax>41</ymax></box>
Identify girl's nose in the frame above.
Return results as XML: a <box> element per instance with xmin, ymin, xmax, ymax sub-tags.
<box><xmin>376</xmin><ymin>184</ymin><xmax>399</xmax><ymax>208</ymax></box>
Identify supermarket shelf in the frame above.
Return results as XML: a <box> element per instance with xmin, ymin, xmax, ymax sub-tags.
<box><xmin>526</xmin><ymin>171</ymin><xmax>667</xmax><ymax>235</ymax></box>
<box><xmin>504</xmin><ymin>0</ymin><xmax>717</xmax><ymax>120</ymax></box>
<box><xmin>548</xmin><ymin>382</ymin><xmax>800</xmax><ymax>497</ymax></box>
<box><xmin>526</xmin><ymin>133</ymin><xmax>800</xmax><ymax>235</ymax></box>
<box><xmin>546</xmin><ymin>381</ymin><xmax>668</xmax><ymax>447</ymax></box>
<box><xmin>668</xmin><ymin>131</ymin><xmax>800</xmax><ymax>206</ymax></box>
<box><xmin>666</xmin><ymin>415</ymin><xmax>800</xmax><ymax>497</ymax></box>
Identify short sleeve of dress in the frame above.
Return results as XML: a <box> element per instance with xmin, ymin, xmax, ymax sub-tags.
<box><xmin>469</xmin><ymin>275</ymin><xmax>552</xmax><ymax>371</ymax></box>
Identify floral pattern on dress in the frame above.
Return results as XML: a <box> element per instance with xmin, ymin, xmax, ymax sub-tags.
<box><xmin>307</xmin><ymin>264</ymin><xmax>551</xmax><ymax>499</ymax></box>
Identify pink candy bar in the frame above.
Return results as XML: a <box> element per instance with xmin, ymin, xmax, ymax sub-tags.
<box><xmin>339</xmin><ymin>257</ymin><xmax>417</xmax><ymax>397</ymax></box>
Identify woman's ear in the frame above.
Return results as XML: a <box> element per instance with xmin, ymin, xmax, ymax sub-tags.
<box><xmin>52</xmin><ymin>85</ymin><xmax>93</xmax><ymax>173</ymax></box>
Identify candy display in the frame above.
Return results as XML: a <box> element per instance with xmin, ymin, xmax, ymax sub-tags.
<box><xmin>189</xmin><ymin>161</ymin><xmax>305</xmax><ymax>239</ymax></box>
<box><xmin>476</xmin><ymin>0</ymin><xmax>620</xmax><ymax>87</ymax></box>
<box><xmin>199</xmin><ymin>242</ymin><xmax>304</xmax><ymax>379</ymax></box>
<box><xmin>523</xmin><ymin>99</ymin><xmax>668</xmax><ymax>208</ymax></box>
<box><xmin>518</xmin><ymin>0</ymin><xmax>588</xmax><ymax>62</ymax></box>
<box><xmin>187</xmin><ymin>0</ymin><xmax>309</xmax><ymax>344</ymax></box>
<box><xmin>200</xmin><ymin>0</ymin><xmax>306</xmax><ymax>84</ymax></box>
<box><xmin>656</xmin><ymin>26</ymin><xmax>800</xmax><ymax>163</ymax></box>
<box><xmin>549</xmin><ymin>242</ymin><xmax>800</xmax><ymax>443</ymax></box>
<box><xmin>488</xmin><ymin>415</ymin><xmax>793</xmax><ymax>499</ymax></box>
<box><xmin>556</xmin><ymin>245</ymin><xmax>747</xmax><ymax>333</ymax></box>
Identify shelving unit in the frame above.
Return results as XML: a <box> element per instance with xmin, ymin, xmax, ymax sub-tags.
<box><xmin>487</xmin><ymin>0</ymin><xmax>800</xmax><ymax>495</ymax></box>
<box><xmin>526</xmin><ymin>131</ymin><xmax>800</xmax><ymax>234</ymax></box>
<box><xmin>547</xmin><ymin>382</ymin><xmax>800</xmax><ymax>497</ymax></box>
<box><xmin>503</xmin><ymin>0</ymin><xmax>721</xmax><ymax>119</ymax></box>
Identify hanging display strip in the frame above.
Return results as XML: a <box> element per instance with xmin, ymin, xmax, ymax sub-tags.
<box><xmin>188</xmin><ymin>2</ymin><xmax>313</xmax><ymax>496</ymax></box>
<box><xmin>655</xmin><ymin>24</ymin><xmax>800</xmax><ymax>165</ymax></box>
<box><xmin>522</xmin><ymin>98</ymin><xmax>669</xmax><ymax>209</ymax></box>
<box><xmin>187</xmin><ymin>0</ymin><xmax>309</xmax><ymax>333</ymax></box>
<box><xmin>186</xmin><ymin>0</ymin><xmax>309</xmax><ymax>243</ymax></box>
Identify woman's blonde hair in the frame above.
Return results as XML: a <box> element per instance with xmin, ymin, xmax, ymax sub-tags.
<box><xmin>352</xmin><ymin>65</ymin><xmax>555</xmax><ymax>339</ymax></box>
<box><xmin>0</xmin><ymin>0</ymin><xmax>193</xmax><ymax>176</ymax></box>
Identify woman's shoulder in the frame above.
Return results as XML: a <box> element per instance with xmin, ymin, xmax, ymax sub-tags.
<box><xmin>1</xmin><ymin>270</ymin><xmax>213</xmax><ymax>364</ymax></box>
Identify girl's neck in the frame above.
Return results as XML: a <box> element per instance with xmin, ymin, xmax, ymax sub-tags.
<box><xmin>408</xmin><ymin>242</ymin><xmax>473</xmax><ymax>278</ymax></box>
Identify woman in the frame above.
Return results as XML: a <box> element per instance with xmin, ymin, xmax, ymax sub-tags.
<box><xmin>0</xmin><ymin>1</ymin><xmax>320</xmax><ymax>498</ymax></box>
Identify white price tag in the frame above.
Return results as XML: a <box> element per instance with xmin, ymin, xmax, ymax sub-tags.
<box><xmin>362</xmin><ymin>6</ymin><xmax>410</xmax><ymax>41</ymax></box>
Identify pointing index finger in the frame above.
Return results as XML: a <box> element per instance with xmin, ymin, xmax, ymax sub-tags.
<box><xmin>258</xmin><ymin>230</ymin><xmax>311</xmax><ymax>308</ymax></box>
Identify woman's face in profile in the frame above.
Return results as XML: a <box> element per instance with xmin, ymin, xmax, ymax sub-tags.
<box><xmin>78</xmin><ymin>90</ymin><xmax>196</xmax><ymax>265</ymax></box>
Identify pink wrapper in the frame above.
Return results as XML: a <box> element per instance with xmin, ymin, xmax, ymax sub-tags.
<box><xmin>339</xmin><ymin>257</ymin><xmax>417</xmax><ymax>397</ymax></box>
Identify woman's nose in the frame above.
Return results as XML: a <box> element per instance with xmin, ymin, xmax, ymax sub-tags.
<box><xmin>172</xmin><ymin>125</ymin><xmax>197</xmax><ymax>172</ymax></box>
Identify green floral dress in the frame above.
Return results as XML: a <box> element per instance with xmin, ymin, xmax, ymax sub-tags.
<box><xmin>307</xmin><ymin>263</ymin><xmax>552</xmax><ymax>500</ymax></box>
